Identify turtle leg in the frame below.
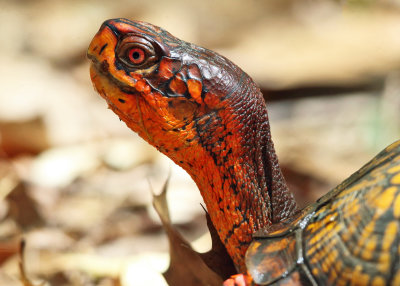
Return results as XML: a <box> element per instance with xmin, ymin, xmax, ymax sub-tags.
<box><xmin>223</xmin><ymin>273</ymin><xmax>254</xmax><ymax>286</ymax></box>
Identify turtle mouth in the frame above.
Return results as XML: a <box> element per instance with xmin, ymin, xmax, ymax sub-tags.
<box><xmin>89</xmin><ymin>57</ymin><xmax>141</xmax><ymax>97</ymax></box>
<box><xmin>89</xmin><ymin>60</ymin><xmax>154</xmax><ymax>144</ymax></box>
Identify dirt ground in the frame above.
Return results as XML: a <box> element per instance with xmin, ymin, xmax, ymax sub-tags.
<box><xmin>0</xmin><ymin>0</ymin><xmax>399</xmax><ymax>285</ymax></box>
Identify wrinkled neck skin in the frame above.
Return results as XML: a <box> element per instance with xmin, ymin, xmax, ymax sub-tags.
<box><xmin>170</xmin><ymin>72</ymin><xmax>297</xmax><ymax>271</ymax></box>
<box><xmin>107</xmin><ymin>63</ymin><xmax>298</xmax><ymax>271</ymax></box>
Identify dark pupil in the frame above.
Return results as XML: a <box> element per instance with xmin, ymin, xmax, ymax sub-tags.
<box><xmin>132</xmin><ymin>51</ymin><xmax>140</xmax><ymax>60</ymax></box>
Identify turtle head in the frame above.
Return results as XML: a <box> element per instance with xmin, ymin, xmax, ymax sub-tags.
<box><xmin>87</xmin><ymin>18</ymin><xmax>243</xmax><ymax>163</ymax></box>
<box><xmin>88</xmin><ymin>19</ymin><xmax>296</xmax><ymax>271</ymax></box>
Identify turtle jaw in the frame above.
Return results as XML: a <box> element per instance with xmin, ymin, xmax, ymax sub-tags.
<box><xmin>89</xmin><ymin>62</ymin><xmax>151</xmax><ymax>141</ymax></box>
<box><xmin>87</xmin><ymin>24</ymin><xmax>151</xmax><ymax>138</ymax></box>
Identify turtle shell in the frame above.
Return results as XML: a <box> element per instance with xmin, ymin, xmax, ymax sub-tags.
<box><xmin>246</xmin><ymin>140</ymin><xmax>400</xmax><ymax>285</ymax></box>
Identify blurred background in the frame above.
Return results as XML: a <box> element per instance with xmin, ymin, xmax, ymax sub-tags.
<box><xmin>0</xmin><ymin>0</ymin><xmax>399</xmax><ymax>285</ymax></box>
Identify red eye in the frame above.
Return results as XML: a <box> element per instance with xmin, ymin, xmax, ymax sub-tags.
<box><xmin>128</xmin><ymin>48</ymin><xmax>146</xmax><ymax>65</ymax></box>
<box><xmin>117</xmin><ymin>36</ymin><xmax>160</xmax><ymax>69</ymax></box>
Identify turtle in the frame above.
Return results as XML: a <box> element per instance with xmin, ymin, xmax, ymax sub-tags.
<box><xmin>87</xmin><ymin>18</ymin><xmax>400</xmax><ymax>285</ymax></box>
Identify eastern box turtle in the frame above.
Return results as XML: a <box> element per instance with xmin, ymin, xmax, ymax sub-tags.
<box><xmin>88</xmin><ymin>19</ymin><xmax>400</xmax><ymax>285</ymax></box>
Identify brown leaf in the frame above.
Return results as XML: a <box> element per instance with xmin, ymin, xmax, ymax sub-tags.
<box><xmin>7</xmin><ymin>182</ymin><xmax>44</xmax><ymax>229</ymax></box>
<box><xmin>0</xmin><ymin>117</ymin><xmax>49</xmax><ymax>158</ymax></box>
<box><xmin>19</xmin><ymin>239</ymin><xmax>46</xmax><ymax>286</ymax></box>
<box><xmin>199</xmin><ymin>206</ymin><xmax>236</xmax><ymax>280</ymax></box>
<box><xmin>0</xmin><ymin>237</ymin><xmax>19</xmax><ymax>266</ymax></box>
<box><xmin>152</xmin><ymin>178</ymin><xmax>225</xmax><ymax>286</ymax></box>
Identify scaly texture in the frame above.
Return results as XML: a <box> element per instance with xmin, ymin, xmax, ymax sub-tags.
<box><xmin>245</xmin><ymin>140</ymin><xmax>400</xmax><ymax>285</ymax></box>
<box><xmin>88</xmin><ymin>19</ymin><xmax>400</xmax><ymax>285</ymax></box>
<box><xmin>87</xmin><ymin>18</ymin><xmax>297</xmax><ymax>271</ymax></box>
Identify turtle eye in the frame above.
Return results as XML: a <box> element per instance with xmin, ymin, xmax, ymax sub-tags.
<box><xmin>117</xmin><ymin>35</ymin><xmax>159</xmax><ymax>69</ymax></box>
<box><xmin>128</xmin><ymin>47</ymin><xmax>146</xmax><ymax>65</ymax></box>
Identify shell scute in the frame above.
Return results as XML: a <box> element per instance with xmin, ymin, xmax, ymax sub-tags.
<box><xmin>247</xmin><ymin>140</ymin><xmax>400</xmax><ymax>285</ymax></box>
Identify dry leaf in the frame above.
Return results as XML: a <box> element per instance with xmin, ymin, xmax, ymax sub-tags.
<box><xmin>153</xmin><ymin>178</ymin><xmax>229</xmax><ymax>286</ymax></box>
<box><xmin>19</xmin><ymin>239</ymin><xmax>46</xmax><ymax>286</ymax></box>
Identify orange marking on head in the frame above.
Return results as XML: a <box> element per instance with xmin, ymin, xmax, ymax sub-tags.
<box><xmin>187</xmin><ymin>79</ymin><xmax>203</xmax><ymax>104</ymax></box>
<box><xmin>109</xmin><ymin>20</ymin><xmax>139</xmax><ymax>34</ymax></box>
<box><xmin>135</xmin><ymin>80</ymin><xmax>146</xmax><ymax>92</ymax></box>
<box><xmin>169</xmin><ymin>77</ymin><xmax>187</xmax><ymax>95</ymax></box>
<box><xmin>88</xmin><ymin>26</ymin><xmax>116</xmax><ymax>62</ymax></box>
<box><xmin>188</xmin><ymin>63</ymin><xmax>202</xmax><ymax>79</ymax></box>
<box><xmin>158</xmin><ymin>58</ymin><xmax>181</xmax><ymax>80</ymax></box>
<box><xmin>204</xmin><ymin>92</ymin><xmax>221</xmax><ymax>107</ymax></box>
<box><xmin>143</xmin><ymin>84</ymin><xmax>151</xmax><ymax>94</ymax></box>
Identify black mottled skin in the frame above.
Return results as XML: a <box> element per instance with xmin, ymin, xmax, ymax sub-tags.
<box><xmin>88</xmin><ymin>18</ymin><xmax>298</xmax><ymax>272</ymax></box>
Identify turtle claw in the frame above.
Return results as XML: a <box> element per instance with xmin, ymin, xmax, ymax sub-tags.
<box><xmin>223</xmin><ymin>273</ymin><xmax>253</xmax><ymax>286</ymax></box>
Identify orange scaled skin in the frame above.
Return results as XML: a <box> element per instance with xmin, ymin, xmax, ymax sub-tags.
<box><xmin>88</xmin><ymin>19</ymin><xmax>297</xmax><ymax>273</ymax></box>
<box><xmin>89</xmin><ymin>19</ymin><xmax>400</xmax><ymax>286</ymax></box>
